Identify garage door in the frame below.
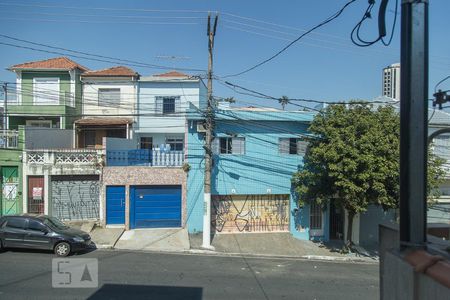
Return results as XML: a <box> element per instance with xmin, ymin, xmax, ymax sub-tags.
<box><xmin>130</xmin><ymin>185</ymin><xmax>181</xmax><ymax>229</ymax></box>
<box><xmin>106</xmin><ymin>186</ymin><xmax>125</xmax><ymax>225</ymax></box>
<box><xmin>212</xmin><ymin>194</ymin><xmax>289</xmax><ymax>233</ymax></box>
<box><xmin>51</xmin><ymin>175</ymin><xmax>100</xmax><ymax>221</ymax></box>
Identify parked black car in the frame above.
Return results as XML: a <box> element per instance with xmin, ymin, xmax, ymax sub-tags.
<box><xmin>0</xmin><ymin>214</ymin><xmax>92</xmax><ymax>256</ymax></box>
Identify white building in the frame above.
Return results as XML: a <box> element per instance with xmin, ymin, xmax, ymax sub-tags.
<box><xmin>382</xmin><ymin>63</ymin><xmax>401</xmax><ymax>101</ymax></box>
<box><xmin>77</xmin><ymin>66</ymin><xmax>139</xmax><ymax>148</ymax></box>
<box><xmin>136</xmin><ymin>71</ymin><xmax>207</xmax><ymax>150</ymax></box>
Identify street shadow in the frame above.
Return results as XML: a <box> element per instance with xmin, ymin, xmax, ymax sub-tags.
<box><xmin>87</xmin><ymin>284</ymin><xmax>203</xmax><ymax>300</ymax></box>
<box><xmin>313</xmin><ymin>239</ymin><xmax>380</xmax><ymax>259</ymax></box>
<box><xmin>0</xmin><ymin>246</ymin><xmax>97</xmax><ymax>256</ymax></box>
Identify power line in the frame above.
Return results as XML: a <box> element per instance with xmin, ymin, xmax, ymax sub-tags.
<box><xmin>0</xmin><ymin>17</ymin><xmax>201</xmax><ymax>26</ymax></box>
<box><xmin>221</xmin><ymin>0</ymin><xmax>357</xmax><ymax>78</ymax></box>
<box><xmin>0</xmin><ymin>35</ymin><xmax>206</xmax><ymax>72</ymax></box>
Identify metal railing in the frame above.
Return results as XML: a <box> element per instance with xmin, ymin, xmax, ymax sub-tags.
<box><xmin>106</xmin><ymin>149</ymin><xmax>184</xmax><ymax>167</ymax></box>
<box><xmin>0</xmin><ymin>130</ymin><xmax>19</xmax><ymax>149</ymax></box>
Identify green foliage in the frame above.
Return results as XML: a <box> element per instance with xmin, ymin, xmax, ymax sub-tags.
<box><xmin>279</xmin><ymin>96</ymin><xmax>289</xmax><ymax>110</ymax></box>
<box><xmin>292</xmin><ymin>103</ymin><xmax>444</xmax><ymax>242</ymax></box>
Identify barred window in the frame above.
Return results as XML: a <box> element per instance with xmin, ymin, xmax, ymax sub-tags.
<box><xmin>310</xmin><ymin>202</ymin><xmax>323</xmax><ymax>230</ymax></box>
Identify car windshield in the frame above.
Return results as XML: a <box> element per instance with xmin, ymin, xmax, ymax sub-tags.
<box><xmin>41</xmin><ymin>217</ymin><xmax>69</xmax><ymax>230</ymax></box>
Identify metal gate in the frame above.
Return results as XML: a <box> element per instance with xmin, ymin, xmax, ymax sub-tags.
<box><xmin>2</xmin><ymin>167</ymin><xmax>20</xmax><ymax>216</ymax></box>
<box><xmin>28</xmin><ymin>176</ymin><xmax>44</xmax><ymax>214</ymax></box>
<box><xmin>130</xmin><ymin>185</ymin><xmax>181</xmax><ymax>229</ymax></box>
<box><xmin>329</xmin><ymin>201</ymin><xmax>344</xmax><ymax>240</ymax></box>
<box><xmin>212</xmin><ymin>195</ymin><xmax>290</xmax><ymax>233</ymax></box>
<box><xmin>51</xmin><ymin>175</ymin><xmax>100</xmax><ymax>221</ymax></box>
<box><xmin>106</xmin><ymin>186</ymin><xmax>125</xmax><ymax>225</ymax></box>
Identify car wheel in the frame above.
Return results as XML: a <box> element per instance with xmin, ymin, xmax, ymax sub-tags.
<box><xmin>54</xmin><ymin>242</ymin><xmax>71</xmax><ymax>257</ymax></box>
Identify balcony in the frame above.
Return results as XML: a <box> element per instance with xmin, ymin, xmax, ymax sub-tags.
<box><xmin>0</xmin><ymin>130</ymin><xmax>19</xmax><ymax>149</ymax></box>
<box><xmin>106</xmin><ymin>149</ymin><xmax>184</xmax><ymax>167</ymax></box>
<box><xmin>25</xmin><ymin>149</ymin><xmax>103</xmax><ymax>165</ymax></box>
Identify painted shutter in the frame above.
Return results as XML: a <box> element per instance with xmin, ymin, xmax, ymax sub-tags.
<box><xmin>212</xmin><ymin>138</ymin><xmax>219</xmax><ymax>154</ymax></box>
<box><xmin>297</xmin><ymin>138</ymin><xmax>308</xmax><ymax>155</ymax></box>
<box><xmin>155</xmin><ymin>97</ymin><xmax>163</xmax><ymax>114</ymax></box>
<box><xmin>279</xmin><ymin>138</ymin><xmax>289</xmax><ymax>154</ymax></box>
<box><xmin>232</xmin><ymin>137</ymin><xmax>245</xmax><ymax>154</ymax></box>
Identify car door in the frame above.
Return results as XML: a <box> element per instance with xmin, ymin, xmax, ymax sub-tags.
<box><xmin>23</xmin><ymin>219</ymin><xmax>53</xmax><ymax>250</ymax></box>
<box><xmin>2</xmin><ymin>217</ymin><xmax>28</xmax><ymax>248</ymax></box>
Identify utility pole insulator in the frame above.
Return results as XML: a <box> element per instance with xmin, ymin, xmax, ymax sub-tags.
<box><xmin>433</xmin><ymin>90</ymin><xmax>447</xmax><ymax>110</ymax></box>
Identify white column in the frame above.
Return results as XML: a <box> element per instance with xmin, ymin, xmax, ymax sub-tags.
<box><xmin>22</xmin><ymin>151</ymin><xmax>28</xmax><ymax>213</ymax></box>
<box><xmin>44</xmin><ymin>171</ymin><xmax>49</xmax><ymax>215</ymax></box>
<box><xmin>126</xmin><ymin>123</ymin><xmax>129</xmax><ymax>139</ymax></box>
<box><xmin>202</xmin><ymin>193</ymin><xmax>213</xmax><ymax>249</ymax></box>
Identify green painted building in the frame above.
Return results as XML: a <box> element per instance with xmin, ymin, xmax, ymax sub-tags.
<box><xmin>0</xmin><ymin>127</ymin><xmax>24</xmax><ymax>216</ymax></box>
<box><xmin>7</xmin><ymin>57</ymin><xmax>87</xmax><ymax>129</ymax></box>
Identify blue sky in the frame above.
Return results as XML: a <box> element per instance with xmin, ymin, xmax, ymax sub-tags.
<box><xmin>0</xmin><ymin>0</ymin><xmax>449</xmax><ymax>109</ymax></box>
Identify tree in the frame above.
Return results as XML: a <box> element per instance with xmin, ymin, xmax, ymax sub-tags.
<box><xmin>279</xmin><ymin>96</ymin><xmax>289</xmax><ymax>110</ymax></box>
<box><xmin>292</xmin><ymin>103</ymin><xmax>444</xmax><ymax>248</ymax></box>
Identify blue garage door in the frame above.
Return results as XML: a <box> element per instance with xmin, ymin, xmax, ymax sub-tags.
<box><xmin>106</xmin><ymin>186</ymin><xmax>125</xmax><ymax>225</ymax></box>
<box><xmin>130</xmin><ymin>185</ymin><xmax>181</xmax><ymax>229</ymax></box>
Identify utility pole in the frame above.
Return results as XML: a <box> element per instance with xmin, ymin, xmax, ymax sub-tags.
<box><xmin>202</xmin><ymin>12</ymin><xmax>218</xmax><ymax>250</ymax></box>
<box><xmin>399</xmin><ymin>0</ymin><xmax>428</xmax><ymax>250</ymax></box>
<box><xmin>2</xmin><ymin>83</ymin><xmax>7</xmax><ymax>146</ymax></box>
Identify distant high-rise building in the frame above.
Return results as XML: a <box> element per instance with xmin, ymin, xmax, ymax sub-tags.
<box><xmin>382</xmin><ymin>63</ymin><xmax>400</xmax><ymax>101</ymax></box>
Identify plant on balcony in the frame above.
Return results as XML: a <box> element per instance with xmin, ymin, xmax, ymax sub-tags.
<box><xmin>182</xmin><ymin>162</ymin><xmax>191</xmax><ymax>173</ymax></box>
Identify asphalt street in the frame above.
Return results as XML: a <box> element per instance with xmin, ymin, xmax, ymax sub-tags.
<box><xmin>0</xmin><ymin>248</ymin><xmax>379</xmax><ymax>300</ymax></box>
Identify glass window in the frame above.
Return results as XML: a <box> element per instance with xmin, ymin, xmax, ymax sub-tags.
<box><xmin>166</xmin><ymin>137</ymin><xmax>183</xmax><ymax>151</ymax></box>
<box><xmin>279</xmin><ymin>138</ymin><xmax>308</xmax><ymax>155</ymax></box>
<box><xmin>216</xmin><ymin>137</ymin><xmax>245</xmax><ymax>155</ymax></box>
<box><xmin>41</xmin><ymin>216</ymin><xmax>68</xmax><ymax>230</ymax></box>
<box><xmin>28</xmin><ymin>219</ymin><xmax>47</xmax><ymax>232</ymax></box>
<box><xmin>99</xmin><ymin>88</ymin><xmax>120</xmax><ymax>107</ymax></box>
<box><xmin>5</xmin><ymin>217</ymin><xmax>27</xmax><ymax>229</ymax></box>
<box><xmin>33</xmin><ymin>78</ymin><xmax>59</xmax><ymax>105</ymax></box>
<box><xmin>156</xmin><ymin>96</ymin><xmax>180</xmax><ymax>114</ymax></box>
<box><xmin>140</xmin><ymin>137</ymin><xmax>153</xmax><ymax>150</ymax></box>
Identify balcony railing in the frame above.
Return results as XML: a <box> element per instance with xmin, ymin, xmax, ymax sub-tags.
<box><xmin>0</xmin><ymin>130</ymin><xmax>19</xmax><ymax>149</ymax></box>
<box><xmin>25</xmin><ymin>149</ymin><xmax>103</xmax><ymax>165</ymax></box>
<box><xmin>106</xmin><ymin>149</ymin><xmax>184</xmax><ymax>167</ymax></box>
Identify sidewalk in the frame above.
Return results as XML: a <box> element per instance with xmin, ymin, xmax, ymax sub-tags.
<box><xmin>189</xmin><ymin>232</ymin><xmax>379</xmax><ymax>262</ymax></box>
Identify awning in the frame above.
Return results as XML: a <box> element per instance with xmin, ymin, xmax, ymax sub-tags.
<box><xmin>75</xmin><ymin>117</ymin><xmax>133</xmax><ymax>126</ymax></box>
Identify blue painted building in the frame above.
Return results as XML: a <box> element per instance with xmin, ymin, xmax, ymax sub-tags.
<box><xmin>186</xmin><ymin>106</ymin><xmax>330</xmax><ymax>241</ymax></box>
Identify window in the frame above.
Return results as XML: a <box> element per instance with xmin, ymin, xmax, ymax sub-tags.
<box><xmin>99</xmin><ymin>88</ymin><xmax>120</xmax><ymax>107</ymax></box>
<box><xmin>214</xmin><ymin>137</ymin><xmax>245</xmax><ymax>155</ymax></box>
<box><xmin>5</xmin><ymin>217</ymin><xmax>27</xmax><ymax>229</ymax></box>
<box><xmin>310</xmin><ymin>202</ymin><xmax>323</xmax><ymax>230</ymax></box>
<box><xmin>28</xmin><ymin>219</ymin><xmax>47</xmax><ymax>232</ymax></box>
<box><xmin>279</xmin><ymin>138</ymin><xmax>308</xmax><ymax>155</ymax></box>
<box><xmin>156</xmin><ymin>96</ymin><xmax>181</xmax><ymax>114</ymax></box>
<box><xmin>84</xmin><ymin>131</ymin><xmax>96</xmax><ymax>148</ymax></box>
<box><xmin>26</xmin><ymin>120</ymin><xmax>52</xmax><ymax>128</ymax></box>
<box><xmin>140</xmin><ymin>137</ymin><xmax>153</xmax><ymax>150</ymax></box>
<box><xmin>166</xmin><ymin>137</ymin><xmax>184</xmax><ymax>151</ymax></box>
<box><xmin>33</xmin><ymin>78</ymin><xmax>59</xmax><ymax>105</ymax></box>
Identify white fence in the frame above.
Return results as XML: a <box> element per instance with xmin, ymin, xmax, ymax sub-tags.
<box><xmin>25</xmin><ymin>149</ymin><xmax>103</xmax><ymax>165</ymax></box>
<box><xmin>0</xmin><ymin>130</ymin><xmax>19</xmax><ymax>149</ymax></box>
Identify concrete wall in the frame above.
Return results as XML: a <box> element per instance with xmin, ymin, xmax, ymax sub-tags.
<box><xmin>379</xmin><ymin>224</ymin><xmax>450</xmax><ymax>300</ymax></box>
<box><xmin>186</xmin><ymin>117</ymin><xmax>319</xmax><ymax>240</ymax></box>
<box><xmin>359</xmin><ymin>205</ymin><xmax>397</xmax><ymax>248</ymax></box>
<box><xmin>104</xmin><ymin>137</ymin><xmax>137</xmax><ymax>151</ymax></box>
<box><xmin>25</xmin><ymin>127</ymin><xmax>73</xmax><ymax>149</ymax></box>
<box><xmin>102</xmin><ymin>167</ymin><xmax>187</xmax><ymax>229</ymax></box>
<box><xmin>136</xmin><ymin>81</ymin><xmax>202</xmax><ymax>134</ymax></box>
<box><xmin>82</xmin><ymin>80</ymin><xmax>136</xmax><ymax>116</ymax></box>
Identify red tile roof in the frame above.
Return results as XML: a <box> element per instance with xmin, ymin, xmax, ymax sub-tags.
<box><xmin>9</xmin><ymin>57</ymin><xmax>89</xmax><ymax>71</ymax></box>
<box><xmin>75</xmin><ymin>117</ymin><xmax>133</xmax><ymax>126</ymax></box>
<box><xmin>82</xmin><ymin>66</ymin><xmax>138</xmax><ymax>77</ymax></box>
<box><xmin>153</xmin><ymin>71</ymin><xmax>189</xmax><ymax>77</ymax></box>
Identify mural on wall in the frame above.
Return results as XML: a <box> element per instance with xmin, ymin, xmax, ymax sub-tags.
<box><xmin>212</xmin><ymin>194</ymin><xmax>289</xmax><ymax>233</ymax></box>
<box><xmin>52</xmin><ymin>179</ymin><xmax>100</xmax><ymax>220</ymax></box>
<box><xmin>1</xmin><ymin>167</ymin><xmax>19</xmax><ymax>215</ymax></box>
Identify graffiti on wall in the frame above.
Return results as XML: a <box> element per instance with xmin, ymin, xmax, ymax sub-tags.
<box><xmin>212</xmin><ymin>194</ymin><xmax>289</xmax><ymax>233</ymax></box>
<box><xmin>52</xmin><ymin>180</ymin><xmax>99</xmax><ymax>220</ymax></box>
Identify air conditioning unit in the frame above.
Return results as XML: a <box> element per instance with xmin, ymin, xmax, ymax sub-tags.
<box><xmin>197</xmin><ymin>122</ymin><xmax>207</xmax><ymax>133</ymax></box>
